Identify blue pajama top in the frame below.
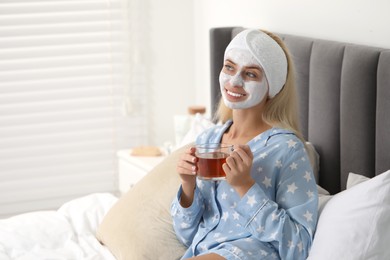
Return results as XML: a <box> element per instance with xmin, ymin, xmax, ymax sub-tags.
<box><xmin>171</xmin><ymin>120</ymin><xmax>318</xmax><ymax>260</ymax></box>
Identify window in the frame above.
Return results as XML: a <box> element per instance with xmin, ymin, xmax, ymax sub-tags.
<box><xmin>0</xmin><ymin>0</ymin><xmax>149</xmax><ymax>217</ymax></box>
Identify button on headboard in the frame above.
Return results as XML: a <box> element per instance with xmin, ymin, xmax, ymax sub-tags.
<box><xmin>210</xmin><ymin>27</ymin><xmax>390</xmax><ymax>194</ymax></box>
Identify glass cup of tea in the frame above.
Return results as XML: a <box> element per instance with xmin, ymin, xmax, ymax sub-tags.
<box><xmin>195</xmin><ymin>143</ymin><xmax>234</xmax><ymax>181</ymax></box>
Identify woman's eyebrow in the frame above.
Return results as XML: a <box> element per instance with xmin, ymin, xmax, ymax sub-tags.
<box><xmin>245</xmin><ymin>65</ymin><xmax>261</xmax><ymax>71</ymax></box>
<box><xmin>225</xmin><ymin>59</ymin><xmax>236</xmax><ymax>65</ymax></box>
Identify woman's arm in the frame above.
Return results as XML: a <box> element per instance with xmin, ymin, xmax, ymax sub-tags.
<box><xmin>171</xmin><ymin>186</ymin><xmax>205</xmax><ymax>247</ymax></box>
<box><xmin>171</xmin><ymin>146</ymin><xmax>204</xmax><ymax>246</ymax></box>
<box><xmin>234</xmin><ymin>142</ymin><xmax>318</xmax><ymax>259</ymax></box>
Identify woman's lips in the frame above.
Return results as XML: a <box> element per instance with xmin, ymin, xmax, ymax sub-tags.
<box><xmin>225</xmin><ymin>88</ymin><xmax>246</xmax><ymax>100</ymax></box>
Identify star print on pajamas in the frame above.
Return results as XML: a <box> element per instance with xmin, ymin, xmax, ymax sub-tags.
<box><xmin>171</xmin><ymin>120</ymin><xmax>318</xmax><ymax>260</ymax></box>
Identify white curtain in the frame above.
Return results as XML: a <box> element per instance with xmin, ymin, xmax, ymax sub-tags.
<box><xmin>0</xmin><ymin>0</ymin><xmax>149</xmax><ymax>218</ymax></box>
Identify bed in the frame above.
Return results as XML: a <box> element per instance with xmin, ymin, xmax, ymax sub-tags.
<box><xmin>0</xmin><ymin>193</ymin><xmax>118</xmax><ymax>259</ymax></box>
<box><xmin>1</xmin><ymin>27</ymin><xmax>390</xmax><ymax>260</ymax></box>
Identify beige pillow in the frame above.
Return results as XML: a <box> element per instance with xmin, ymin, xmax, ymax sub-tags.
<box><xmin>96</xmin><ymin>144</ymin><xmax>192</xmax><ymax>260</ymax></box>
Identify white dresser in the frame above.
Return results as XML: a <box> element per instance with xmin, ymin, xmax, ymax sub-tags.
<box><xmin>117</xmin><ymin>149</ymin><xmax>166</xmax><ymax>194</ymax></box>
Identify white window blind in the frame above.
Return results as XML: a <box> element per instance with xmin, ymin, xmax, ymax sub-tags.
<box><xmin>0</xmin><ymin>0</ymin><xmax>149</xmax><ymax>218</ymax></box>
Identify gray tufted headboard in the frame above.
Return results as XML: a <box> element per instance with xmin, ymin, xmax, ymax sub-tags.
<box><xmin>209</xmin><ymin>27</ymin><xmax>390</xmax><ymax>194</ymax></box>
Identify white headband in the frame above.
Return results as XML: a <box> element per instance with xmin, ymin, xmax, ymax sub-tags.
<box><xmin>224</xmin><ymin>29</ymin><xmax>288</xmax><ymax>98</ymax></box>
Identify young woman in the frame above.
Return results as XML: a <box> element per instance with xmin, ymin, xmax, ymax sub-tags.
<box><xmin>171</xmin><ymin>29</ymin><xmax>318</xmax><ymax>260</ymax></box>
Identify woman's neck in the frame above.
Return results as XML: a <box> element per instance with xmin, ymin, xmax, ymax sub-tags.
<box><xmin>222</xmin><ymin>110</ymin><xmax>272</xmax><ymax>145</ymax></box>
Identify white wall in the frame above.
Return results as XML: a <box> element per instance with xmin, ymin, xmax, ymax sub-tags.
<box><xmin>148</xmin><ymin>0</ymin><xmax>390</xmax><ymax>146</ymax></box>
<box><xmin>148</xmin><ymin>0</ymin><xmax>195</xmax><ymax>146</ymax></box>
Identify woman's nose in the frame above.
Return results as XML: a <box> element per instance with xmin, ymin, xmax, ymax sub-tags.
<box><xmin>229</xmin><ymin>74</ymin><xmax>244</xmax><ymax>87</ymax></box>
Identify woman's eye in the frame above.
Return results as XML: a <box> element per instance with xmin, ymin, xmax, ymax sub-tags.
<box><xmin>246</xmin><ymin>72</ymin><xmax>257</xmax><ymax>78</ymax></box>
<box><xmin>224</xmin><ymin>64</ymin><xmax>233</xmax><ymax>70</ymax></box>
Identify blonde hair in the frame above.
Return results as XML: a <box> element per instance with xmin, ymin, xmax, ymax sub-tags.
<box><xmin>215</xmin><ymin>29</ymin><xmax>305</xmax><ymax>142</ymax></box>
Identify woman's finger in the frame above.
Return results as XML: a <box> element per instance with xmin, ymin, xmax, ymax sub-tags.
<box><xmin>188</xmin><ymin>146</ymin><xmax>196</xmax><ymax>155</ymax></box>
<box><xmin>222</xmin><ymin>163</ymin><xmax>231</xmax><ymax>174</ymax></box>
<box><xmin>182</xmin><ymin>153</ymin><xmax>197</xmax><ymax>164</ymax></box>
<box><xmin>233</xmin><ymin>145</ymin><xmax>253</xmax><ymax>164</ymax></box>
<box><xmin>176</xmin><ymin>161</ymin><xmax>196</xmax><ymax>175</ymax></box>
<box><xmin>226</xmin><ymin>155</ymin><xmax>238</xmax><ymax>171</ymax></box>
<box><xmin>239</xmin><ymin>144</ymin><xmax>253</xmax><ymax>157</ymax></box>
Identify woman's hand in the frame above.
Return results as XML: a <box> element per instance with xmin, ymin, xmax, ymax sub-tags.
<box><xmin>223</xmin><ymin>144</ymin><xmax>255</xmax><ymax>197</ymax></box>
<box><xmin>176</xmin><ymin>146</ymin><xmax>197</xmax><ymax>207</ymax></box>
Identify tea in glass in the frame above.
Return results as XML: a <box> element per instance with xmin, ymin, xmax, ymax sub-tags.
<box><xmin>195</xmin><ymin>143</ymin><xmax>233</xmax><ymax>181</ymax></box>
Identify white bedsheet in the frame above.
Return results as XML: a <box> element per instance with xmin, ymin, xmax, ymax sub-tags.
<box><xmin>0</xmin><ymin>193</ymin><xmax>118</xmax><ymax>260</ymax></box>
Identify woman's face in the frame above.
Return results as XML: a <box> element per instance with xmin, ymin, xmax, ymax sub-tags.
<box><xmin>219</xmin><ymin>48</ymin><xmax>268</xmax><ymax>110</ymax></box>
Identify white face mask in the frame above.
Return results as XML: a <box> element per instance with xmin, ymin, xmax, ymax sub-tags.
<box><xmin>219</xmin><ymin>48</ymin><xmax>269</xmax><ymax>109</ymax></box>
